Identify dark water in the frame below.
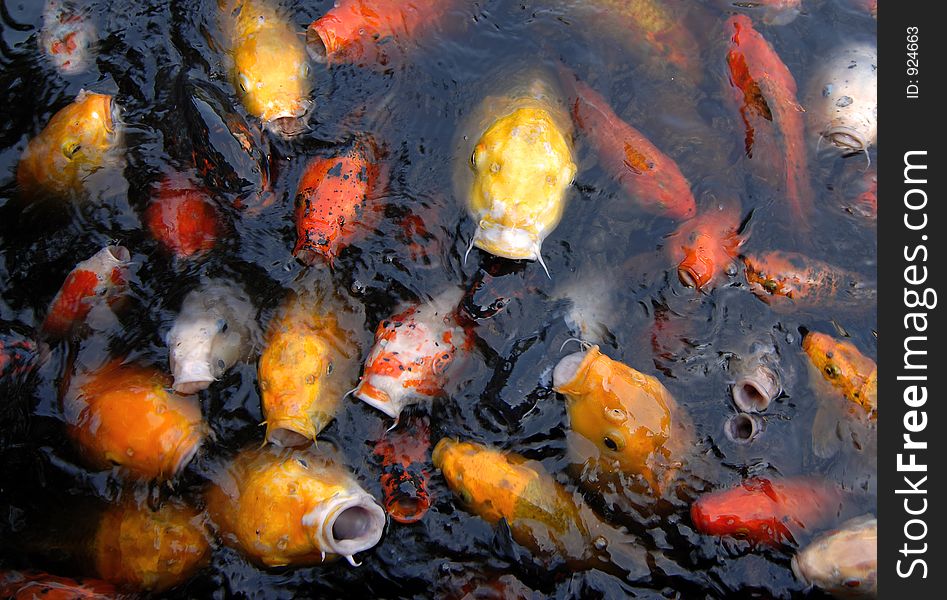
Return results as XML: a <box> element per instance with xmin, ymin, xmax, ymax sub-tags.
<box><xmin>0</xmin><ymin>0</ymin><xmax>877</xmax><ymax>598</ymax></box>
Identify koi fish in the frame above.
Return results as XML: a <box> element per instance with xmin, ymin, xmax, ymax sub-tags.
<box><xmin>0</xmin><ymin>571</ymin><xmax>125</xmax><ymax>600</ymax></box>
<box><xmin>432</xmin><ymin>438</ymin><xmax>649</xmax><ymax>576</ymax></box>
<box><xmin>552</xmin><ymin>344</ymin><xmax>693</xmax><ymax>497</ymax></box>
<box><xmin>457</xmin><ymin>70</ymin><xmax>576</xmax><ymax>269</ymax></box>
<box><xmin>373</xmin><ymin>412</ymin><xmax>433</xmax><ymax>524</ymax></box>
<box><xmin>806</xmin><ymin>43</ymin><xmax>877</xmax><ymax>155</ymax></box>
<box><xmin>166</xmin><ymin>279</ymin><xmax>260</xmax><ymax>394</ymax></box>
<box><xmin>258</xmin><ymin>292</ymin><xmax>359</xmax><ymax>446</ymax></box>
<box><xmin>728</xmin><ymin>339</ymin><xmax>782</xmax><ymax>412</ymax></box>
<box><xmin>63</xmin><ymin>360</ymin><xmax>207</xmax><ymax>480</ymax></box>
<box><xmin>793</xmin><ymin>515</ymin><xmax>877</xmax><ymax>597</ymax></box>
<box><xmin>307</xmin><ymin>0</ymin><xmax>451</xmax><ymax>66</ymax></box>
<box><xmin>17</xmin><ymin>90</ymin><xmax>122</xmax><ymax>198</ymax></box>
<box><xmin>666</xmin><ymin>198</ymin><xmax>741</xmax><ymax>288</ymax></box>
<box><xmin>803</xmin><ymin>332</ymin><xmax>877</xmax><ymax>418</ymax></box>
<box><xmin>726</xmin><ymin>15</ymin><xmax>812</xmax><ymax>223</ymax></box>
<box><xmin>39</xmin><ymin>0</ymin><xmax>96</xmax><ymax>74</ymax></box>
<box><xmin>205</xmin><ymin>445</ymin><xmax>386</xmax><ymax>567</ymax></box>
<box><xmin>92</xmin><ymin>497</ymin><xmax>211</xmax><ymax>592</ymax></box>
<box><xmin>145</xmin><ymin>173</ymin><xmax>219</xmax><ymax>259</ymax></box>
<box><xmin>355</xmin><ymin>288</ymin><xmax>468</xmax><ymax>420</ymax></box>
<box><xmin>294</xmin><ymin>140</ymin><xmax>384</xmax><ymax>266</ymax></box>
<box><xmin>221</xmin><ymin>0</ymin><xmax>312</xmax><ymax>135</ymax></box>
<box><xmin>561</xmin><ymin>69</ymin><xmax>697</xmax><ymax>221</ymax></box>
<box><xmin>690</xmin><ymin>477</ymin><xmax>843</xmax><ymax>545</ymax></box>
<box><xmin>742</xmin><ymin>251</ymin><xmax>876</xmax><ymax>308</ymax></box>
<box><xmin>42</xmin><ymin>245</ymin><xmax>131</xmax><ymax>338</ymax></box>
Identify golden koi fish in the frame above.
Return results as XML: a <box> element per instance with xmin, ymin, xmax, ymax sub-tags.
<box><xmin>93</xmin><ymin>497</ymin><xmax>211</xmax><ymax>593</ymax></box>
<box><xmin>552</xmin><ymin>344</ymin><xmax>693</xmax><ymax>496</ymax></box>
<box><xmin>803</xmin><ymin>332</ymin><xmax>877</xmax><ymax>418</ymax></box>
<box><xmin>17</xmin><ymin>90</ymin><xmax>121</xmax><ymax>198</ymax></box>
<box><xmin>457</xmin><ymin>70</ymin><xmax>576</xmax><ymax>271</ymax></box>
<box><xmin>221</xmin><ymin>0</ymin><xmax>312</xmax><ymax>135</ymax></box>
<box><xmin>432</xmin><ymin>438</ymin><xmax>649</xmax><ymax>576</ymax></box>
<box><xmin>205</xmin><ymin>445</ymin><xmax>385</xmax><ymax>567</ymax></box>
<box><xmin>258</xmin><ymin>292</ymin><xmax>359</xmax><ymax>446</ymax></box>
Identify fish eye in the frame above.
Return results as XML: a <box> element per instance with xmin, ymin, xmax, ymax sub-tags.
<box><xmin>300</xmin><ymin>62</ymin><xmax>310</xmax><ymax>78</ymax></box>
<box><xmin>238</xmin><ymin>73</ymin><xmax>251</xmax><ymax>93</ymax></box>
<box><xmin>326</xmin><ymin>362</ymin><xmax>334</xmax><ymax>375</ymax></box>
<box><xmin>602</xmin><ymin>431</ymin><xmax>625</xmax><ymax>452</ymax></box>
<box><xmin>469</xmin><ymin>150</ymin><xmax>477</xmax><ymax>168</ymax></box>
<box><xmin>62</xmin><ymin>141</ymin><xmax>81</xmax><ymax>158</ymax></box>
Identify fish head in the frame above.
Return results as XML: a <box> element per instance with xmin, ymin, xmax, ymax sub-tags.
<box><xmin>432</xmin><ymin>438</ymin><xmax>534</xmax><ymax>523</ymax></box>
<box><xmin>95</xmin><ymin>499</ymin><xmax>211</xmax><ymax>592</ymax></box>
<box><xmin>233</xmin><ymin>35</ymin><xmax>312</xmax><ymax>135</ymax></box>
<box><xmin>354</xmin><ymin>309</ymin><xmax>456</xmax><ymax>419</ymax></box>
<box><xmin>792</xmin><ymin>516</ymin><xmax>877</xmax><ymax>597</ymax></box>
<box><xmin>301</xmin><ymin>473</ymin><xmax>386</xmax><ymax>565</ymax></box>
<box><xmin>56</xmin><ymin>91</ymin><xmax>120</xmax><ymax>167</ymax></box>
<box><xmin>553</xmin><ymin>346</ymin><xmax>672</xmax><ymax>478</ymax></box>
<box><xmin>168</xmin><ymin>314</ymin><xmax>223</xmax><ymax>395</ymax></box>
<box><xmin>258</xmin><ymin>323</ymin><xmax>340</xmax><ymax>446</ymax></box>
<box><xmin>468</xmin><ymin>105</ymin><xmax>576</xmax><ymax>261</ymax></box>
<box><xmin>676</xmin><ymin>232</ymin><xmax>717</xmax><ymax>289</ymax></box>
<box><xmin>380</xmin><ymin>464</ymin><xmax>432</xmax><ymax>524</ymax></box>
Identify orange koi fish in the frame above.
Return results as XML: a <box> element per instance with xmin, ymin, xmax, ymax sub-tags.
<box><xmin>92</xmin><ymin>497</ymin><xmax>211</xmax><ymax>592</ymax></box>
<box><xmin>562</xmin><ymin>70</ymin><xmax>696</xmax><ymax>221</ymax></box>
<box><xmin>145</xmin><ymin>173</ymin><xmax>219</xmax><ymax>259</ymax></box>
<box><xmin>373</xmin><ymin>412</ymin><xmax>433</xmax><ymax>524</ymax></box>
<box><xmin>17</xmin><ymin>90</ymin><xmax>121</xmax><ymax>198</ymax></box>
<box><xmin>42</xmin><ymin>245</ymin><xmax>131</xmax><ymax>338</ymax></box>
<box><xmin>63</xmin><ymin>360</ymin><xmax>207</xmax><ymax>480</ymax></box>
<box><xmin>743</xmin><ymin>251</ymin><xmax>875</xmax><ymax>308</ymax></box>
<box><xmin>667</xmin><ymin>199</ymin><xmax>742</xmax><ymax>289</ymax></box>
<box><xmin>691</xmin><ymin>477</ymin><xmax>843</xmax><ymax>545</ymax></box>
<box><xmin>355</xmin><ymin>288</ymin><xmax>468</xmax><ymax>420</ymax></box>
<box><xmin>293</xmin><ymin>140</ymin><xmax>384</xmax><ymax>266</ymax></box>
<box><xmin>39</xmin><ymin>0</ymin><xmax>96</xmax><ymax>74</ymax></box>
<box><xmin>258</xmin><ymin>292</ymin><xmax>359</xmax><ymax>446</ymax></box>
<box><xmin>552</xmin><ymin>344</ymin><xmax>693</xmax><ymax>497</ymax></box>
<box><xmin>205</xmin><ymin>445</ymin><xmax>386</xmax><ymax>567</ymax></box>
<box><xmin>432</xmin><ymin>438</ymin><xmax>650</xmax><ymax>576</ymax></box>
<box><xmin>726</xmin><ymin>15</ymin><xmax>812</xmax><ymax>223</ymax></box>
<box><xmin>802</xmin><ymin>332</ymin><xmax>877</xmax><ymax>418</ymax></box>
<box><xmin>307</xmin><ymin>0</ymin><xmax>450</xmax><ymax>66</ymax></box>
<box><xmin>0</xmin><ymin>571</ymin><xmax>126</xmax><ymax>600</ymax></box>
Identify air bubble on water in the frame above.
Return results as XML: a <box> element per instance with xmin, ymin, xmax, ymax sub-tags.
<box><xmin>836</xmin><ymin>96</ymin><xmax>853</xmax><ymax>108</ymax></box>
<box><xmin>351</xmin><ymin>280</ymin><xmax>366</xmax><ymax>295</ymax></box>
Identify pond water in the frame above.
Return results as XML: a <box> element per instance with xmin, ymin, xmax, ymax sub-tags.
<box><xmin>0</xmin><ymin>0</ymin><xmax>877</xmax><ymax>598</ymax></box>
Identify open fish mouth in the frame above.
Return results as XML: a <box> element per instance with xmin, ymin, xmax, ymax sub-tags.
<box><xmin>823</xmin><ymin>125</ymin><xmax>869</xmax><ymax>154</ymax></box>
<box><xmin>304</xmin><ymin>492</ymin><xmax>386</xmax><ymax>564</ymax></box>
<box><xmin>354</xmin><ymin>379</ymin><xmax>405</xmax><ymax>420</ymax></box>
